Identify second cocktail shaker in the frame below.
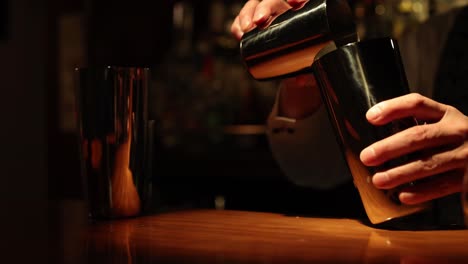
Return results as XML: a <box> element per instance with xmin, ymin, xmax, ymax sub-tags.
<box><xmin>239</xmin><ymin>0</ymin><xmax>430</xmax><ymax>224</ymax></box>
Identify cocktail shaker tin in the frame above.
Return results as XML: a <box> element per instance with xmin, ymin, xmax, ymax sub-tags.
<box><xmin>240</xmin><ymin>0</ymin><xmax>357</xmax><ymax>80</ymax></box>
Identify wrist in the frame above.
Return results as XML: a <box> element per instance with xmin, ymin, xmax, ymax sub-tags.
<box><xmin>278</xmin><ymin>75</ymin><xmax>322</xmax><ymax>119</ymax></box>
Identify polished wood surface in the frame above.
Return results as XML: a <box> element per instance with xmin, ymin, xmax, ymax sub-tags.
<box><xmin>85</xmin><ymin>209</ymin><xmax>468</xmax><ymax>264</ymax></box>
<box><xmin>344</xmin><ymin>149</ymin><xmax>430</xmax><ymax>224</ymax></box>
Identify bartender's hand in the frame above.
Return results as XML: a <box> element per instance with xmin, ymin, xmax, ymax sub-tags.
<box><xmin>230</xmin><ymin>0</ymin><xmax>308</xmax><ymax>40</ymax></box>
<box><xmin>360</xmin><ymin>93</ymin><xmax>468</xmax><ymax>205</ymax></box>
<box><xmin>231</xmin><ymin>0</ymin><xmax>320</xmax><ymax>119</ymax></box>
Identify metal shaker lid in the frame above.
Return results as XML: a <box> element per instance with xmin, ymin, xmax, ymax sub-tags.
<box><xmin>240</xmin><ymin>0</ymin><xmax>357</xmax><ymax>81</ymax></box>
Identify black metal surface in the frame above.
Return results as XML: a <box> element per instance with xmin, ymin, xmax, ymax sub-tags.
<box><xmin>240</xmin><ymin>0</ymin><xmax>356</xmax><ymax>80</ymax></box>
<box><xmin>75</xmin><ymin>67</ymin><xmax>153</xmax><ymax>219</ymax></box>
<box><xmin>312</xmin><ymin>37</ymin><xmax>413</xmax><ymax>158</ymax></box>
<box><xmin>312</xmin><ymin>38</ymin><xmax>429</xmax><ymax>223</ymax></box>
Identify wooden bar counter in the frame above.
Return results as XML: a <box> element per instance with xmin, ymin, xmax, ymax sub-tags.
<box><xmin>84</xmin><ymin>209</ymin><xmax>468</xmax><ymax>264</ymax></box>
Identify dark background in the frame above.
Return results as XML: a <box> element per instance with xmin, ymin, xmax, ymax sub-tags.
<box><xmin>0</xmin><ymin>0</ymin><xmax>463</xmax><ymax>263</ymax></box>
<box><xmin>0</xmin><ymin>0</ymin><xmax>7</xmax><ymax>41</ymax></box>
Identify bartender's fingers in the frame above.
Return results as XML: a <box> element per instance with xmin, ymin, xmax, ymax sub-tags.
<box><xmin>371</xmin><ymin>143</ymin><xmax>467</xmax><ymax>189</ymax></box>
<box><xmin>250</xmin><ymin>0</ymin><xmax>291</xmax><ymax>27</ymax></box>
<box><xmin>361</xmin><ymin>102</ymin><xmax>467</xmax><ymax>166</ymax></box>
<box><xmin>287</xmin><ymin>0</ymin><xmax>310</xmax><ymax>9</ymax></box>
<box><xmin>361</xmin><ymin>121</ymin><xmax>465</xmax><ymax>167</ymax></box>
<box><xmin>397</xmin><ymin>170</ymin><xmax>463</xmax><ymax>205</ymax></box>
<box><xmin>238</xmin><ymin>0</ymin><xmax>261</xmax><ymax>32</ymax></box>
<box><xmin>365</xmin><ymin>93</ymin><xmax>448</xmax><ymax>125</ymax></box>
<box><xmin>231</xmin><ymin>0</ymin><xmax>291</xmax><ymax>40</ymax></box>
<box><xmin>231</xmin><ymin>0</ymin><xmax>260</xmax><ymax>39</ymax></box>
<box><xmin>231</xmin><ymin>16</ymin><xmax>244</xmax><ymax>40</ymax></box>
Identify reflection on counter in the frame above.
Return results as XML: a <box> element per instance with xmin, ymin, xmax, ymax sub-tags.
<box><xmin>365</xmin><ymin>230</ymin><xmax>468</xmax><ymax>264</ymax></box>
<box><xmin>83</xmin><ymin>209</ymin><xmax>468</xmax><ymax>264</ymax></box>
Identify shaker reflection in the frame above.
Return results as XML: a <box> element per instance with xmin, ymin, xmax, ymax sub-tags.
<box><xmin>76</xmin><ymin>67</ymin><xmax>153</xmax><ymax>219</ymax></box>
<box><xmin>86</xmin><ymin>221</ymin><xmax>137</xmax><ymax>264</ymax></box>
<box><xmin>364</xmin><ymin>230</ymin><xmax>468</xmax><ymax>264</ymax></box>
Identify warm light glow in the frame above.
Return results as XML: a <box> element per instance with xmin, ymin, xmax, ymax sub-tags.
<box><xmin>398</xmin><ymin>0</ymin><xmax>413</xmax><ymax>13</ymax></box>
<box><xmin>412</xmin><ymin>2</ymin><xmax>424</xmax><ymax>13</ymax></box>
<box><xmin>111</xmin><ymin>73</ymin><xmax>141</xmax><ymax>218</ymax></box>
<box><xmin>173</xmin><ymin>2</ymin><xmax>184</xmax><ymax>28</ymax></box>
<box><xmin>375</xmin><ymin>4</ymin><xmax>386</xmax><ymax>16</ymax></box>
